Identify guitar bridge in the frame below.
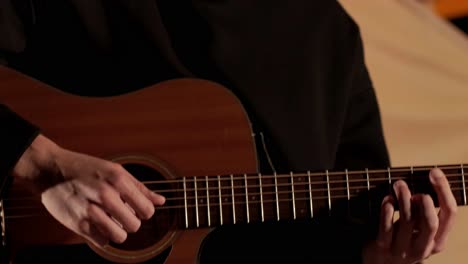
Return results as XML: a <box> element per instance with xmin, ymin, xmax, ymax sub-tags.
<box><xmin>0</xmin><ymin>200</ymin><xmax>5</xmax><ymax>246</ymax></box>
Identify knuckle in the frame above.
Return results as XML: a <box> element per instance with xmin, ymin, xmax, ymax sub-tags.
<box><xmin>87</xmin><ymin>203</ymin><xmax>102</xmax><ymax>218</ymax></box>
<box><xmin>98</xmin><ymin>186</ymin><xmax>117</xmax><ymax>206</ymax></box>
<box><xmin>432</xmin><ymin>244</ymin><xmax>445</xmax><ymax>254</ymax></box>
<box><xmin>108</xmin><ymin>166</ymin><xmax>126</xmax><ymax>184</ymax></box>
<box><xmin>134</xmin><ymin>180</ymin><xmax>145</xmax><ymax>191</ymax></box>
<box><xmin>95</xmin><ymin>181</ymin><xmax>108</xmax><ymax>193</ymax></box>
<box><xmin>78</xmin><ymin>219</ymin><xmax>91</xmax><ymax>235</ymax></box>
<box><xmin>446</xmin><ymin>205</ymin><xmax>458</xmax><ymax>217</ymax></box>
<box><xmin>109</xmin><ymin>162</ymin><xmax>124</xmax><ymax>172</ymax></box>
<box><xmin>426</xmin><ymin>218</ymin><xmax>439</xmax><ymax>232</ymax></box>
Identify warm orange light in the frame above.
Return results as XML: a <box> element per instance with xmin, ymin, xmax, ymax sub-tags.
<box><xmin>434</xmin><ymin>0</ymin><xmax>468</xmax><ymax>19</ymax></box>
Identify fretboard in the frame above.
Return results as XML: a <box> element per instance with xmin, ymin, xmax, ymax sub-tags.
<box><xmin>155</xmin><ymin>164</ymin><xmax>467</xmax><ymax>229</ymax></box>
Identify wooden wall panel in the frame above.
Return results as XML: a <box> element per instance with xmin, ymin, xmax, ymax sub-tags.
<box><xmin>339</xmin><ymin>1</ymin><xmax>468</xmax><ymax>263</ymax></box>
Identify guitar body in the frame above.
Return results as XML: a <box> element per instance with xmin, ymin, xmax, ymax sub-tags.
<box><xmin>0</xmin><ymin>66</ymin><xmax>258</xmax><ymax>263</ymax></box>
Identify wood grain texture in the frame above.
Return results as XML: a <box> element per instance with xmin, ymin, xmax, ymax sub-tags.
<box><xmin>0</xmin><ymin>66</ymin><xmax>258</xmax><ymax>263</ymax></box>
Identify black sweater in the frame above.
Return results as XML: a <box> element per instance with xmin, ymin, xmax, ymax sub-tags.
<box><xmin>0</xmin><ymin>0</ymin><xmax>390</xmax><ymax>262</ymax></box>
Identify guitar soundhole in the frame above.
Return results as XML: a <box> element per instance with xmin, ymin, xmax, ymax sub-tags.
<box><xmin>108</xmin><ymin>163</ymin><xmax>177</xmax><ymax>251</ymax></box>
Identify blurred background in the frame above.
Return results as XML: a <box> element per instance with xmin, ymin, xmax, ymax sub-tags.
<box><xmin>338</xmin><ymin>0</ymin><xmax>468</xmax><ymax>263</ymax></box>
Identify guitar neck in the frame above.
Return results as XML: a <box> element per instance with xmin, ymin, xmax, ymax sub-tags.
<box><xmin>163</xmin><ymin>164</ymin><xmax>468</xmax><ymax>229</ymax></box>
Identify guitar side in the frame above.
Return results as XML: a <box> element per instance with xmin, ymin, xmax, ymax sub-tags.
<box><xmin>0</xmin><ymin>66</ymin><xmax>259</xmax><ymax>263</ymax></box>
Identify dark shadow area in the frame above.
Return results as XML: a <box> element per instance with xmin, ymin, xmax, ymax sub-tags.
<box><xmin>450</xmin><ymin>16</ymin><xmax>468</xmax><ymax>34</ymax></box>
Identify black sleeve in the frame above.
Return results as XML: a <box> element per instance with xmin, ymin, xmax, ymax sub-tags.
<box><xmin>333</xmin><ymin>11</ymin><xmax>390</xmax><ymax>172</ymax></box>
<box><xmin>332</xmin><ymin>16</ymin><xmax>392</xmax><ymax>261</ymax></box>
<box><xmin>334</xmin><ymin>72</ymin><xmax>391</xmax><ymax>171</ymax></box>
<box><xmin>0</xmin><ymin>104</ymin><xmax>40</xmax><ymax>199</ymax></box>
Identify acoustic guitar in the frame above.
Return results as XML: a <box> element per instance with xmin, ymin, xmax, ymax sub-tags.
<box><xmin>0</xmin><ymin>66</ymin><xmax>466</xmax><ymax>263</ymax></box>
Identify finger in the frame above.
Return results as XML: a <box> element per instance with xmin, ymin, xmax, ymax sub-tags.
<box><xmin>429</xmin><ymin>168</ymin><xmax>457</xmax><ymax>253</ymax></box>
<box><xmin>131</xmin><ymin>177</ymin><xmax>166</xmax><ymax>206</ymax></box>
<box><xmin>78</xmin><ymin>219</ymin><xmax>109</xmax><ymax>248</ymax></box>
<box><xmin>376</xmin><ymin>195</ymin><xmax>395</xmax><ymax>250</ymax></box>
<box><xmin>107</xmin><ymin>166</ymin><xmax>157</xmax><ymax>220</ymax></box>
<box><xmin>410</xmin><ymin>194</ymin><xmax>438</xmax><ymax>260</ymax></box>
<box><xmin>72</xmin><ymin>179</ymin><xmax>142</xmax><ymax>233</ymax></box>
<box><xmin>391</xmin><ymin>180</ymin><xmax>414</xmax><ymax>258</ymax></box>
<box><xmin>87</xmin><ymin>203</ymin><xmax>127</xmax><ymax>244</ymax></box>
<box><xmin>99</xmin><ymin>186</ymin><xmax>142</xmax><ymax>233</ymax></box>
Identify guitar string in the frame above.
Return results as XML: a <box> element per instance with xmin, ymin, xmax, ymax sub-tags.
<box><xmin>5</xmin><ymin>183</ymin><xmax>466</xmax><ymax>212</ymax></box>
<box><xmin>132</xmin><ymin>165</ymin><xmax>468</xmax><ymax>185</ymax></box>
<box><xmin>4</xmin><ymin>172</ymin><xmax>465</xmax><ymax>218</ymax></box>
<box><xmin>4</xmin><ymin>178</ymin><xmax>466</xmax><ymax>218</ymax></box>
<box><xmin>3</xmin><ymin>185</ymin><xmax>382</xmax><ymax>210</ymax></box>
<box><xmin>4</xmin><ymin>167</ymin><xmax>465</xmax><ymax>216</ymax></box>
<box><xmin>8</xmin><ymin>165</ymin><xmax>463</xmax><ymax>193</ymax></box>
<box><xmin>4</xmin><ymin>186</ymin><xmax>466</xmax><ymax>220</ymax></box>
<box><xmin>4</xmin><ymin>171</ymin><xmax>464</xmax><ymax>202</ymax></box>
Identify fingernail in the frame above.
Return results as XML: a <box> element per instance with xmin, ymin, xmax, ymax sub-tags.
<box><xmin>155</xmin><ymin>193</ymin><xmax>166</xmax><ymax>204</ymax></box>
<box><xmin>430</xmin><ymin>168</ymin><xmax>442</xmax><ymax>178</ymax></box>
<box><xmin>381</xmin><ymin>195</ymin><xmax>393</xmax><ymax>206</ymax></box>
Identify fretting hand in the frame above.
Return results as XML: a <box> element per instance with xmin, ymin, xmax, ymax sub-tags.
<box><xmin>13</xmin><ymin>134</ymin><xmax>166</xmax><ymax>247</ymax></box>
<box><xmin>362</xmin><ymin>168</ymin><xmax>457</xmax><ymax>264</ymax></box>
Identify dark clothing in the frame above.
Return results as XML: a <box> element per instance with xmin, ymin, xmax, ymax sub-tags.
<box><xmin>0</xmin><ymin>0</ymin><xmax>390</xmax><ymax>263</ymax></box>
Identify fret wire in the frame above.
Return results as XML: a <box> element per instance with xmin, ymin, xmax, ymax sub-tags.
<box><xmin>274</xmin><ymin>172</ymin><xmax>280</xmax><ymax>221</ymax></box>
<box><xmin>194</xmin><ymin>176</ymin><xmax>199</xmax><ymax>228</ymax></box>
<box><xmin>345</xmin><ymin>169</ymin><xmax>350</xmax><ymax>200</ymax></box>
<box><xmin>462</xmin><ymin>164</ymin><xmax>466</xmax><ymax>206</ymax></box>
<box><xmin>244</xmin><ymin>174</ymin><xmax>250</xmax><ymax>223</ymax></box>
<box><xmin>387</xmin><ymin>167</ymin><xmax>392</xmax><ymax>194</ymax></box>
<box><xmin>366</xmin><ymin>168</ymin><xmax>370</xmax><ymax>191</ymax></box>
<box><xmin>0</xmin><ymin>200</ymin><xmax>4</xmax><ymax>246</ymax></box>
<box><xmin>205</xmin><ymin>176</ymin><xmax>211</xmax><ymax>227</ymax></box>
<box><xmin>308</xmin><ymin>171</ymin><xmax>313</xmax><ymax>218</ymax></box>
<box><xmin>326</xmin><ymin>170</ymin><xmax>331</xmax><ymax>212</ymax></box>
<box><xmin>230</xmin><ymin>174</ymin><xmax>236</xmax><ymax>224</ymax></box>
<box><xmin>410</xmin><ymin>166</ymin><xmax>414</xmax><ymax>193</ymax></box>
<box><xmin>217</xmin><ymin>175</ymin><xmax>223</xmax><ymax>225</ymax></box>
<box><xmin>183</xmin><ymin>177</ymin><xmax>188</xmax><ymax>228</ymax></box>
<box><xmin>365</xmin><ymin>168</ymin><xmax>371</xmax><ymax>217</ymax></box>
<box><xmin>345</xmin><ymin>169</ymin><xmax>351</xmax><ymax>217</ymax></box>
<box><xmin>387</xmin><ymin>167</ymin><xmax>391</xmax><ymax>185</ymax></box>
<box><xmin>290</xmin><ymin>172</ymin><xmax>296</xmax><ymax>220</ymax></box>
<box><xmin>259</xmin><ymin>173</ymin><xmax>265</xmax><ymax>222</ymax></box>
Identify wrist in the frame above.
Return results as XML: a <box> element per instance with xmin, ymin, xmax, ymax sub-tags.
<box><xmin>12</xmin><ymin>134</ymin><xmax>61</xmax><ymax>183</ymax></box>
